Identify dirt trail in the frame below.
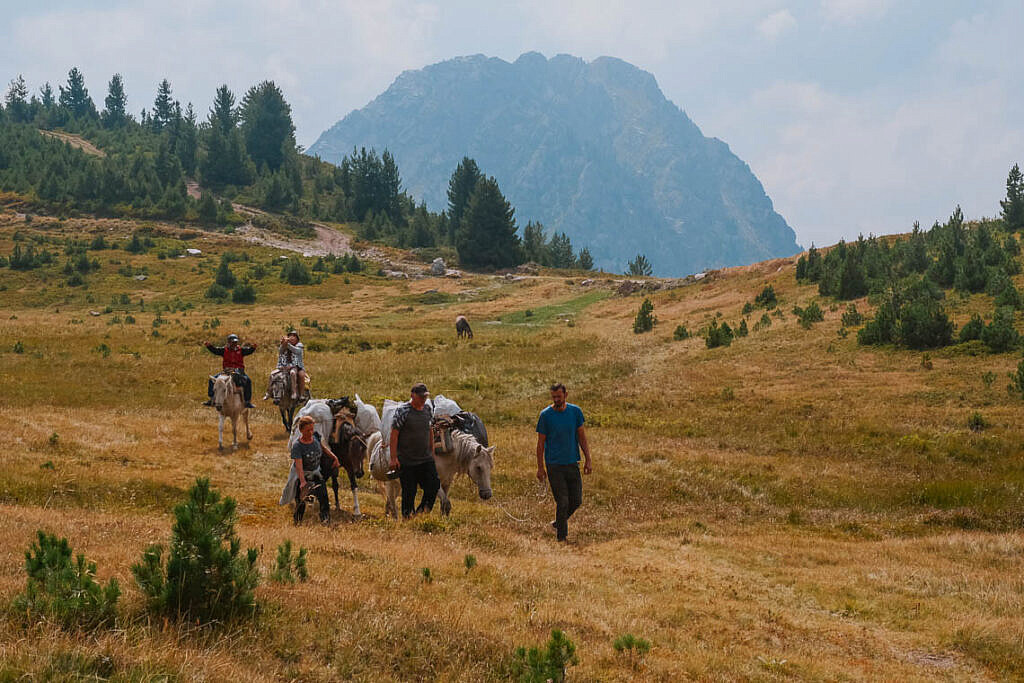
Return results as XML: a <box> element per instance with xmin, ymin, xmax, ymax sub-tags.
<box><xmin>38</xmin><ymin>130</ymin><xmax>106</xmax><ymax>157</ymax></box>
<box><xmin>234</xmin><ymin>221</ymin><xmax>354</xmax><ymax>257</ymax></box>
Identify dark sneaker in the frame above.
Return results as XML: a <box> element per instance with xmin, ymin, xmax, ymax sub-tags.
<box><xmin>245</xmin><ymin>402</ymin><xmax>256</xmax><ymax>409</ymax></box>
<box><xmin>202</xmin><ymin>400</ymin><xmax>213</xmax><ymax>406</ymax></box>
<box><xmin>550</xmin><ymin>520</ymin><xmax>557</xmax><ymax>530</ymax></box>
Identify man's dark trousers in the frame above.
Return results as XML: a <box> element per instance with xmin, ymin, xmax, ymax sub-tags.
<box><xmin>293</xmin><ymin>477</ymin><xmax>330</xmax><ymax>523</ymax></box>
<box><xmin>547</xmin><ymin>463</ymin><xmax>583</xmax><ymax>540</ymax></box>
<box><xmin>399</xmin><ymin>460</ymin><xmax>440</xmax><ymax>518</ymax></box>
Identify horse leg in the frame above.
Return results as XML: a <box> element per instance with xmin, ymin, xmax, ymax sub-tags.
<box><xmin>218</xmin><ymin>413</ymin><xmax>226</xmax><ymax>450</ymax></box>
<box><xmin>332</xmin><ymin>473</ymin><xmax>340</xmax><ymax>509</ymax></box>
<box><xmin>244</xmin><ymin>409</ymin><xmax>252</xmax><ymax>441</ymax></box>
<box><xmin>348</xmin><ymin>471</ymin><xmax>361</xmax><ymax>518</ymax></box>
<box><xmin>231</xmin><ymin>414</ymin><xmax>238</xmax><ymax>450</ymax></box>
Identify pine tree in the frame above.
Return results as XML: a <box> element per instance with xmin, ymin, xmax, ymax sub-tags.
<box><xmin>239</xmin><ymin>81</ymin><xmax>296</xmax><ymax>172</ymax></box>
<box><xmin>521</xmin><ymin>221</ymin><xmax>549</xmax><ymax>264</ymax></box>
<box><xmin>177</xmin><ymin>103</ymin><xmax>199</xmax><ymax>175</ymax></box>
<box><xmin>456</xmin><ymin>176</ymin><xmax>521</xmax><ymax>269</ymax></box>
<box><xmin>627</xmin><ymin>253</ymin><xmax>653</xmax><ymax>277</ymax></box>
<box><xmin>380</xmin><ymin>150</ymin><xmax>403</xmax><ymax>222</ymax></box>
<box><xmin>58</xmin><ymin>67</ymin><xmax>96</xmax><ymax>120</ymax></box>
<box><xmin>447</xmin><ymin>157</ymin><xmax>482</xmax><ymax>242</ymax></box>
<box><xmin>633</xmin><ymin>298</ymin><xmax>656</xmax><ymax>333</ymax></box>
<box><xmin>209</xmin><ymin>85</ymin><xmax>237</xmax><ymax>133</ymax></box>
<box><xmin>577</xmin><ymin>247</ymin><xmax>594</xmax><ymax>270</ymax></box>
<box><xmin>101</xmin><ymin>73</ymin><xmax>128</xmax><ymax>128</ymax></box>
<box><xmin>1001</xmin><ymin>163</ymin><xmax>1024</xmax><ymax>232</ymax></box>
<box><xmin>198</xmin><ymin>191</ymin><xmax>218</xmax><ymax>226</ymax></box>
<box><xmin>5</xmin><ymin>74</ymin><xmax>30</xmax><ymax>123</ymax></box>
<box><xmin>408</xmin><ymin>203</ymin><xmax>435</xmax><ymax>247</ymax></box>
<box><xmin>151</xmin><ymin>79</ymin><xmax>175</xmax><ymax>131</ymax></box>
<box><xmin>131</xmin><ymin>478</ymin><xmax>260</xmax><ymax>623</ymax></box>
<box><xmin>548</xmin><ymin>232</ymin><xmax>575</xmax><ymax>268</ymax></box>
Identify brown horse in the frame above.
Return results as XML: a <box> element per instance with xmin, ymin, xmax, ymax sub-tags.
<box><xmin>323</xmin><ymin>420</ymin><xmax>368</xmax><ymax>517</ymax></box>
<box><xmin>455</xmin><ymin>315</ymin><xmax>473</xmax><ymax>339</ymax></box>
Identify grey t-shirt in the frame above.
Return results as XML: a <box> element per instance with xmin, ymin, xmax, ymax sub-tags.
<box><xmin>290</xmin><ymin>433</ymin><xmax>322</xmax><ymax>475</ymax></box>
<box><xmin>392</xmin><ymin>402</ymin><xmax>433</xmax><ymax>466</ymax></box>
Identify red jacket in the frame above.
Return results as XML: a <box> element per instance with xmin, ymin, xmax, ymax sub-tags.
<box><xmin>206</xmin><ymin>342</ymin><xmax>256</xmax><ymax>370</ymax></box>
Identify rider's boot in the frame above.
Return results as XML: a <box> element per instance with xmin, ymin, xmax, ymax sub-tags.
<box><xmin>202</xmin><ymin>399</ymin><xmax>213</xmax><ymax>406</ymax></box>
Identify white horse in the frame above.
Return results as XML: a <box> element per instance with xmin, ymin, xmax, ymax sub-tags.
<box><xmin>211</xmin><ymin>373</ymin><xmax>251</xmax><ymax>450</ymax></box>
<box><xmin>368</xmin><ymin>430</ymin><xmax>494</xmax><ymax>519</ymax></box>
<box><xmin>435</xmin><ymin>431</ymin><xmax>495</xmax><ymax>516</ymax></box>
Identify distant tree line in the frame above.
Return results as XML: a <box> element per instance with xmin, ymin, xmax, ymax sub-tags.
<box><xmin>799</xmin><ymin>165</ymin><xmax>1024</xmax><ymax>351</ymax></box>
<box><xmin>1</xmin><ymin>70</ymin><xmax>596</xmax><ymax>272</ymax></box>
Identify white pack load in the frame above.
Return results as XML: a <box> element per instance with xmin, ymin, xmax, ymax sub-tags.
<box><xmin>286</xmin><ymin>399</ymin><xmax>333</xmax><ymax>450</ymax></box>
<box><xmin>352</xmin><ymin>394</ymin><xmax>382</xmax><ymax>434</ymax></box>
<box><xmin>430</xmin><ymin>394</ymin><xmax>461</xmax><ymax>418</ymax></box>
<box><xmin>367</xmin><ymin>432</ymin><xmax>389</xmax><ymax>481</ymax></box>
<box><xmin>379</xmin><ymin>399</ymin><xmax>407</xmax><ymax>461</ymax></box>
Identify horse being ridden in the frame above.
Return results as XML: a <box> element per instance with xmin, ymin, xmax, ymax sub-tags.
<box><xmin>211</xmin><ymin>371</ymin><xmax>252</xmax><ymax>450</ymax></box>
<box><xmin>266</xmin><ymin>330</ymin><xmax>310</xmax><ymax>432</ymax></box>
<box><xmin>203</xmin><ymin>334</ymin><xmax>256</xmax><ymax>409</ymax></box>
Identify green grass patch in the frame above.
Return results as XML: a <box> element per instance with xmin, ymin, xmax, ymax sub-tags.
<box><xmin>499</xmin><ymin>290</ymin><xmax>610</xmax><ymax>326</ymax></box>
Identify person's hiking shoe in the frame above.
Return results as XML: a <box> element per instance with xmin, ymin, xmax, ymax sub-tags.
<box><xmin>551</xmin><ymin>520</ymin><xmax>557</xmax><ymax>530</ymax></box>
<box><xmin>245</xmin><ymin>402</ymin><xmax>256</xmax><ymax>409</ymax></box>
<box><xmin>202</xmin><ymin>399</ymin><xmax>213</xmax><ymax>406</ymax></box>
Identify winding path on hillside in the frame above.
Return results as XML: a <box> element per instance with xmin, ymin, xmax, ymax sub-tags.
<box><xmin>185</xmin><ymin>180</ymin><xmax>354</xmax><ymax>257</ymax></box>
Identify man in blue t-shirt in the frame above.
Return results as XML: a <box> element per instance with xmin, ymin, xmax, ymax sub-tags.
<box><xmin>536</xmin><ymin>383</ymin><xmax>593</xmax><ymax>542</ymax></box>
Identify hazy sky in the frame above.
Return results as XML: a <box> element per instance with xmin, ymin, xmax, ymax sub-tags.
<box><xmin>2</xmin><ymin>1</ymin><xmax>1021</xmax><ymax>247</ymax></box>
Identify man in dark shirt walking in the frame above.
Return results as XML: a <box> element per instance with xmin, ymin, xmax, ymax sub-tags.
<box><xmin>536</xmin><ymin>383</ymin><xmax>592</xmax><ymax>542</ymax></box>
<box><xmin>389</xmin><ymin>383</ymin><xmax>440</xmax><ymax>518</ymax></box>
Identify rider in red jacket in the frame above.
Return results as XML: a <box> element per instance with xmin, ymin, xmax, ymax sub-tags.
<box><xmin>203</xmin><ymin>333</ymin><xmax>257</xmax><ymax>408</ymax></box>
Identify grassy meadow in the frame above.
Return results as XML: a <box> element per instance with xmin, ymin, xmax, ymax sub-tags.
<box><xmin>1</xmin><ymin>210</ymin><xmax>1023</xmax><ymax>681</ymax></box>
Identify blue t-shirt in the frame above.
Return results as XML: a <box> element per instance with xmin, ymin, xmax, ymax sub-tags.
<box><xmin>536</xmin><ymin>403</ymin><xmax>585</xmax><ymax>465</ymax></box>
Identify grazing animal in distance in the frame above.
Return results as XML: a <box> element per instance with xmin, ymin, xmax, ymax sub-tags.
<box><xmin>455</xmin><ymin>315</ymin><xmax>473</xmax><ymax>339</ymax></box>
<box><xmin>211</xmin><ymin>372</ymin><xmax>251</xmax><ymax>450</ymax></box>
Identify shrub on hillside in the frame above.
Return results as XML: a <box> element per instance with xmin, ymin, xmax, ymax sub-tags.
<box><xmin>214</xmin><ymin>258</ymin><xmax>237</xmax><ymax>288</ymax></box>
<box><xmin>841</xmin><ymin>304</ymin><xmax>863</xmax><ymax>327</ymax></box>
<box><xmin>754</xmin><ymin>285</ymin><xmax>778</xmax><ymax>309</ymax></box>
<box><xmin>13</xmin><ymin>530</ymin><xmax>120</xmax><ymax>630</ymax></box>
<box><xmin>705</xmin><ymin>320</ymin><xmax>733</xmax><ymax>348</ymax></box>
<box><xmin>131</xmin><ymin>478</ymin><xmax>260</xmax><ymax>623</ymax></box>
<box><xmin>232</xmin><ymin>282</ymin><xmax>256</xmax><ymax>304</ymax></box>
<box><xmin>793</xmin><ymin>302</ymin><xmax>824</xmax><ymax>329</ymax></box>
<box><xmin>899</xmin><ymin>298</ymin><xmax>955</xmax><ymax>349</ymax></box>
<box><xmin>1008</xmin><ymin>359</ymin><xmax>1024</xmax><ymax>399</ymax></box>
<box><xmin>981</xmin><ymin>306</ymin><xmax>1020</xmax><ymax>352</ymax></box>
<box><xmin>509</xmin><ymin>629</ymin><xmax>578</xmax><ymax>683</ymax></box>
<box><xmin>959</xmin><ymin>314</ymin><xmax>985</xmax><ymax>343</ymax></box>
<box><xmin>280</xmin><ymin>257</ymin><xmax>312</xmax><ymax>285</ymax></box>
<box><xmin>269</xmin><ymin>540</ymin><xmax>309</xmax><ymax>584</ymax></box>
<box><xmin>672</xmin><ymin>324</ymin><xmax>690</xmax><ymax>341</ymax></box>
<box><xmin>204</xmin><ymin>283</ymin><xmax>229</xmax><ymax>301</ymax></box>
<box><xmin>633</xmin><ymin>298</ymin><xmax>656</xmax><ymax>334</ymax></box>
<box><xmin>613</xmin><ymin>633</ymin><xmax>652</xmax><ymax>669</ymax></box>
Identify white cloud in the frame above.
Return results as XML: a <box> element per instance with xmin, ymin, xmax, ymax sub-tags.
<box><xmin>757</xmin><ymin>9</ymin><xmax>797</xmax><ymax>41</ymax></box>
<box><xmin>820</xmin><ymin>0</ymin><xmax>891</xmax><ymax>24</ymax></box>
<box><xmin>727</xmin><ymin>78</ymin><xmax>1024</xmax><ymax>246</ymax></box>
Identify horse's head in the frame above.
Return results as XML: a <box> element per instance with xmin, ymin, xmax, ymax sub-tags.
<box><xmin>468</xmin><ymin>444</ymin><xmax>495</xmax><ymax>500</ymax></box>
<box><xmin>211</xmin><ymin>374</ymin><xmax>231</xmax><ymax>409</ymax></box>
<box><xmin>340</xmin><ymin>421</ymin><xmax>366</xmax><ymax>479</ymax></box>
<box><xmin>327</xmin><ymin>396</ymin><xmax>353</xmax><ymax>416</ymax></box>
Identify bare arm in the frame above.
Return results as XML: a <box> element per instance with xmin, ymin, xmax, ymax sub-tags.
<box><xmin>321</xmin><ymin>441</ymin><xmax>340</xmax><ymax>469</ymax></box>
<box><xmin>536</xmin><ymin>433</ymin><xmax>547</xmax><ymax>482</ymax></box>
<box><xmin>294</xmin><ymin>458</ymin><xmax>307</xmax><ymax>491</ymax></box>
<box><xmin>389</xmin><ymin>428</ymin><xmax>400</xmax><ymax>470</ymax></box>
<box><xmin>578</xmin><ymin>426</ymin><xmax>592</xmax><ymax>474</ymax></box>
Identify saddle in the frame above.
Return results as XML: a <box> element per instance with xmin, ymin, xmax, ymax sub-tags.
<box><xmin>431</xmin><ymin>415</ymin><xmax>456</xmax><ymax>455</ymax></box>
<box><xmin>267</xmin><ymin>368</ymin><xmax>312</xmax><ymax>401</ymax></box>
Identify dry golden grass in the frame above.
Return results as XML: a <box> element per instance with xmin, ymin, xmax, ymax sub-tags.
<box><xmin>1</xmin><ymin>211</ymin><xmax>1023</xmax><ymax>680</ymax></box>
